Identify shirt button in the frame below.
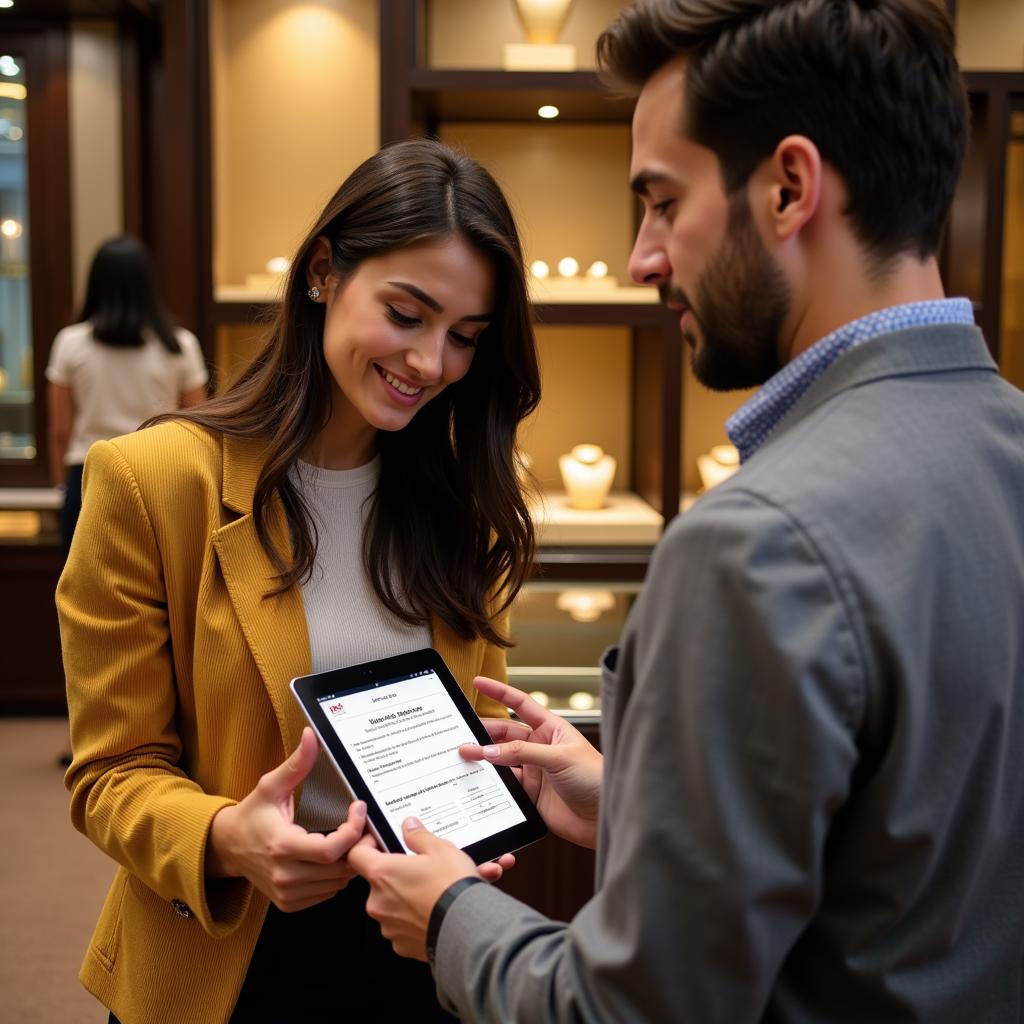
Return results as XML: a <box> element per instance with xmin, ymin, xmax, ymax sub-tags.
<box><xmin>171</xmin><ymin>898</ymin><xmax>192</xmax><ymax>919</ymax></box>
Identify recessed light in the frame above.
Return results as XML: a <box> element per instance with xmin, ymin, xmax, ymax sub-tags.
<box><xmin>538</xmin><ymin>104</ymin><xmax>559</xmax><ymax>119</ymax></box>
<box><xmin>557</xmin><ymin>256</ymin><xmax>579</xmax><ymax>278</ymax></box>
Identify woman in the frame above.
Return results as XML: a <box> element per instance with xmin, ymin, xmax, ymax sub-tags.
<box><xmin>58</xmin><ymin>139</ymin><xmax>540</xmax><ymax>1024</ymax></box>
<box><xmin>46</xmin><ymin>235</ymin><xmax>208</xmax><ymax>551</ymax></box>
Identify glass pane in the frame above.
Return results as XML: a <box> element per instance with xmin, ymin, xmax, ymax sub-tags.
<box><xmin>1001</xmin><ymin>109</ymin><xmax>1024</xmax><ymax>390</ymax></box>
<box><xmin>0</xmin><ymin>52</ymin><xmax>33</xmax><ymax>459</ymax></box>
<box><xmin>507</xmin><ymin>582</ymin><xmax>641</xmax><ymax>718</ymax></box>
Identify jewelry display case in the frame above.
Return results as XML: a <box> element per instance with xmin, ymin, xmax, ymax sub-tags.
<box><xmin>507</xmin><ymin>581</ymin><xmax>641</xmax><ymax>723</ymax></box>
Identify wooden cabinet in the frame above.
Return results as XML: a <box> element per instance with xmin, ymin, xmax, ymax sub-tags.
<box><xmin>0</xmin><ymin>543</ymin><xmax>65</xmax><ymax>713</ymax></box>
<box><xmin>380</xmin><ymin>0</ymin><xmax>691</xmax><ymax>584</ymax></box>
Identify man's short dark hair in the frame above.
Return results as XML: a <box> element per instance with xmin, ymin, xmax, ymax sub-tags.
<box><xmin>598</xmin><ymin>0</ymin><xmax>968</xmax><ymax>262</ymax></box>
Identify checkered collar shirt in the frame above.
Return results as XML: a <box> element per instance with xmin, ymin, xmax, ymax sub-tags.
<box><xmin>726</xmin><ymin>298</ymin><xmax>976</xmax><ymax>463</ymax></box>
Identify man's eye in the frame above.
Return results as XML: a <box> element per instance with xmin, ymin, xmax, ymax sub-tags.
<box><xmin>653</xmin><ymin>199</ymin><xmax>674</xmax><ymax>216</ymax></box>
<box><xmin>386</xmin><ymin>305</ymin><xmax>419</xmax><ymax>327</ymax></box>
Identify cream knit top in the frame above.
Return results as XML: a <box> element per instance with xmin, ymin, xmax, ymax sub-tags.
<box><xmin>291</xmin><ymin>456</ymin><xmax>430</xmax><ymax>831</ymax></box>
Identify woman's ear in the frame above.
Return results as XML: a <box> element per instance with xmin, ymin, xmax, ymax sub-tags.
<box><xmin>305</xmin><ymin>237</ymin><xmax>334</xmax><ymax>294</ymax></box>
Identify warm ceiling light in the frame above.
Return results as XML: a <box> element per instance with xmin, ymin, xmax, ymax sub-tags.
<box><xmin>0</xmin><ymin>2</ymin><xmax>15</xmax><ymax>9</ymax></box>
<box><xmin>529</xmin><ymin>259</ymin><xmax>550</xmax><ymax>280</ymax></box>
<box><xmin>0</xmin><ymin>83</ymin><xmax>26</xmax><ymax>100</ymax></box>
<box><xmin>538</xmin><ymin>104</ymin><xmax>559</xmax><ymax>119</ymax></box>
<box><xmin>1</xmin><ymin>218</ymin><xmax>23</xmax><ymax>239</ymax></box>
<box><xmin>514</xmin><ymin>0</ymin><xmax>574</xmax><ymax>45</ymax></box>
<box><xmin>557</xmin><ymin>256</ymin><xmax>579</xmax><ymax>278</ymax></box>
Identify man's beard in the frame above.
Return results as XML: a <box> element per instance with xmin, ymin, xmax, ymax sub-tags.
<box><xmin>662</xmin><ymin>193</ymin><xmax>791</xmax><ymax>392</ymax></box>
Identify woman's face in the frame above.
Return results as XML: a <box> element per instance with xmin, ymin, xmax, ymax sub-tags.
<box><xmin>308</xmin><ymin>236</ymin><xmax>495</xmax><ymax>463</ymax></box>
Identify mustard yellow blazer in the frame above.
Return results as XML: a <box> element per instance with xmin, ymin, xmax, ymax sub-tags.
<box><xmin>59</xmin><ymin>421</ymin><xmax>510</xmax><ymax>1024</ymax></box>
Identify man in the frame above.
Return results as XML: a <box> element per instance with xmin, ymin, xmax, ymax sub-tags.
<box><xmin>349</xmin><ymin>1</ymin><xmax>1024</xmax><ymax>1020</ymax></box>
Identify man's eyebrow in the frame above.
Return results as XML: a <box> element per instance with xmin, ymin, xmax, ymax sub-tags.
<box><xmin>630</xmin><ymin>170</ymin><xmax>674</xmax><ymax>196</ymax></box>
<box><xmin>388</xmin><ymin>280</ymin><xmax>492</xmax><ymax>322</ymax></box>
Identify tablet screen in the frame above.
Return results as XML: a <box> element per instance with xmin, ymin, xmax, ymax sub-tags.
<box><xmin>291</xmin><ymin>649</ymin><xmax>546</xmax><ymax>862</ymax></box>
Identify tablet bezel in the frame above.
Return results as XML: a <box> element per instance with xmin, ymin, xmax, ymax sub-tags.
<box><xmin>290</xmin><ymin>647</ymin><xmax>547</xmax><ymax>864</ymax></box>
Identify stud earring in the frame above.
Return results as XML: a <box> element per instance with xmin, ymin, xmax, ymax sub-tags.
<box><xmin>307</xmin><ymin>286</ymin><xmax>321</xmax><ymax>301</ymax></box>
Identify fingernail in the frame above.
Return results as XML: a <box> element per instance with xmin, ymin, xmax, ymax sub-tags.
<box><xmin>403</xmin><ymin>816</ymin><xmax>422</xmax><ymax>830</ymax></box>
<box><xmin>483</xmin><ymin>745</ymin><xmax>500</xmax><ymax>758</ymax></box>
<box><xmin>352</xmin><ymin>801</ymin><xmax>366</xmax><ymax>819</ymax></box>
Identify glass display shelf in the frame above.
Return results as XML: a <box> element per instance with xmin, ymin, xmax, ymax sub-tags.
<box><xmin>0</xmin><ymin>487</ymin><xmax>62</xmax><ymax>545</ymax></box>
<box><xmin>507</xmin><ymin>580</ymin><xmax>641</xmax><ymax>723</ymax></box>
<box><xmin>532</xmin><ymin>490</ymin><xmax>662</xmax><ymax>546</ymax></box>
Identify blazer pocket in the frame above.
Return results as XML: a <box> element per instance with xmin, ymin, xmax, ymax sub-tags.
<box><xmin>89</xmin><ymin>868</ymin><xmax>131</xmax><ymax>973</ymax></box>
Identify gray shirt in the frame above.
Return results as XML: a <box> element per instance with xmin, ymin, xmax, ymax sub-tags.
<box><xmin>435</xmin><ymin>324</ymin><xmax>1024</xmax><ymax>1023</ymax></box>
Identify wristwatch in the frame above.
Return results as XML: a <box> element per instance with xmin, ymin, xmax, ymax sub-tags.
<box><xmin>426</xmin><ymin>876</ymin><xmax>484</xmax><ymax>967</ymax></box>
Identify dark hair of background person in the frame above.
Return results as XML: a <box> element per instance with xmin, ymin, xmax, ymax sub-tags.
<box><xmin>597</xmin><ymin>0</ymin><xmax>968</xmax><ymax>264</ymax></box>
<box><xmin>161</xmin><ymin>138</ymin><xmax>541</xmax><ymax>647</ymax></box>
<box><xmin>78</xmin><ymin>235</ymin><xmax>182</xmax><ymax>353</ymax></box>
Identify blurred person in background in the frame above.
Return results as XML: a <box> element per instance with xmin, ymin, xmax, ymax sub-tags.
<box><xmin>46</xmin><ymin>234</ymin><xmax>208</xmax><ymax>552</ymax></box>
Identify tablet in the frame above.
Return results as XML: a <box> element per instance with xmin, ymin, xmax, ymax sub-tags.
<box><xmin>290</xmin><ymin>648</ymin><xmax>547</xmax><ymax>864</ymax></box>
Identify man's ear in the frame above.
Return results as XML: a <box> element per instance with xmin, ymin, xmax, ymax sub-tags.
<box><xmin>755</xmin><ymin>134</ymin><xmax>822</xmax><ymax>241</ymax></box>
<box><xmin>305</xmin><ymin>236</ymin><xmax>334</xmax><ymax>293</ymax></box>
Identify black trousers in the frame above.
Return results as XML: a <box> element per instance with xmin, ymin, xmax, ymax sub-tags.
<box><xmin>59</xmin><ymin>463</ymin><xmax>84</xmax><ymax>556</ymax></box>
<box><xmin>109</xmin><ymin>878</ymin><xmax>454</xmax><ymax>1023</ymax></box>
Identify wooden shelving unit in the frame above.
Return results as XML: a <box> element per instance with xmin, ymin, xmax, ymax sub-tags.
<box><xmin>378</xmin><ymin>0</ymin><xmax>684</xmax><ymax>581</ymax></box>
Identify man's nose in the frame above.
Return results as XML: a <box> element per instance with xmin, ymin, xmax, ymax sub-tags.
<box><xmin>628</xmin><ymin>222</ymin><xmax>671</xmax><ymax>286</ymax></box>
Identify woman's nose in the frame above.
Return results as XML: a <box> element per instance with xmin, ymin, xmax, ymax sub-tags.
<box><xmin>405</xmin><ymin>330</ymin><xmax>445</xmax><ymax>381</ymax></box>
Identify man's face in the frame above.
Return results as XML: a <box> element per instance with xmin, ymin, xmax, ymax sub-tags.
<box><xmin>627</xmin><ymin>57</ymin><xmax>790</xmax><ymax>390</ymax></box>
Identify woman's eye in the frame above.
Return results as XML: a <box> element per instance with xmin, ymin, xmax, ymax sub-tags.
<box><xmin>386</xmin><ymin>304</ymin><xmax>419</xmax><ymax>327</ymax></box>
<box><xmin>653</xmin><ymin>199</ymin><xmax>674</xmax><ymax>216</ymax></box>
<box><xmin>448</xmin><ymin>329</ymin><xmax>478</xmax><ymax>349</ymax></box>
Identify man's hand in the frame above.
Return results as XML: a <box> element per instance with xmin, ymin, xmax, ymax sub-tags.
<box><xmin>462</xmin><ymin>676</ymin><xmax>603</xmax><ymax>849</ymax></box>
<box><xmin>349</xmin><ymin>818</ymin><xmax>479</xmax><ymax>961</ymax></box>
<box><xmin>206</xmin><ymin>727</ymin><xmax>367</xmax><ymax>912</ymax></box>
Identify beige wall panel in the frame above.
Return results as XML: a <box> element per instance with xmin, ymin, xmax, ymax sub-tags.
<box><xmin>212</xmin><ymin>0</ymin><xmax>379</xmax><ymax>288</ymax></box>
<box><xmin>518</xmin><ymin>325</ymin><xmax>631</xmax><ymax>491</ymax></box>
<box><xmin>428</xmin><ymin>0</ymin><xmax>628</xmax><ymax>69</ymax></box>
<box><xmin>681</xmin><ymin>358</ymin><xmax>755</xmax><ymax>494</ymax></box>
<box><xmin>214</xmin><ymin>323</ymin><xmax>269</xmax><ymax>393</ymax></box>
<box><xmin>957</xmin><ymin>0</ymin><xmax>1024</xmax><ymax>70</ymax></box>
<box><xmin>1001</xmin><ymin>131</ymin><xmax>1024</xmax><ymax>389</ymax></box>
<box><xmin>69</xmin><ymin>20</ymin><xmax>123</xmax><ymax>309</ymax></box>
<box><xmin>439</xmin><ymin>122</ymin><xmax>634</xmax><ymax>283</ymax></box>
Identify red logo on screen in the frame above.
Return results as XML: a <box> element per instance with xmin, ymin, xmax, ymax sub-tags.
<box><xmin>329</xmin><ymin>702</ymin><xmax>345</xmax><ymax>715</ymax></box>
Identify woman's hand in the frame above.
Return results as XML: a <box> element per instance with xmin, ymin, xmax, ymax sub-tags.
<box><xmin>461</xmin><ymin>677</ymin><xmax>603</xmax><ymax>849</ymax></box>
<box><xmin>206</xmin><ymin>728</ymin><xmax>367</xmax><ymax>912</ymax></box>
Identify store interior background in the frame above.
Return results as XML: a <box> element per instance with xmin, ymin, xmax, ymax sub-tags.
<box><xmin>0</xmin><ymin>1</ymin><xmax>1021</xmax><ymax>1019</ymax></box>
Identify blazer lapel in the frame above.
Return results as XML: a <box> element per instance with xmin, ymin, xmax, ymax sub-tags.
<box><xmin>211</xmin><ymin>435</ymin><xmax>311</xmax><ymax>753</ymax></box>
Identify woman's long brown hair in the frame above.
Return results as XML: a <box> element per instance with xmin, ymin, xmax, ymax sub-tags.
<box><xmin>165</xmin><ymin>139</ymin><xmax>540</xmax><ymax>646</ymax></box>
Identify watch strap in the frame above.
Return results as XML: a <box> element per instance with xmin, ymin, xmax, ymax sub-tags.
<box><xmin>426</xmin><ymin>876</ymin><xmax>484</xmax><ymax>966</ymax></box>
